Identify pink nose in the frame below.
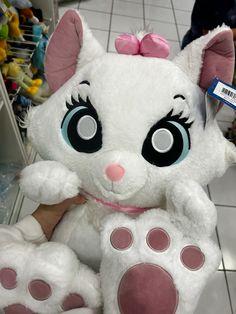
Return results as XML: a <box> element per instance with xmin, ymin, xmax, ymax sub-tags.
<box><xmin>105</xmin><ymin>164</ymin><xmax>125</xmax><ymax>182</ymax></box>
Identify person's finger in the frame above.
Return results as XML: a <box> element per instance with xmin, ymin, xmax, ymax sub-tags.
<box><xmin>72</xmin><ymin>195</ymin><xmax>87</xmax><ymax>204</ymax></box>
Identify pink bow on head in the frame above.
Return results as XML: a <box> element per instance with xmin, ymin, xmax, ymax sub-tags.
<box><xmin>115</xmin><ymin>33</ymin><xmax>170</xmax><ymax>58</ymax></box>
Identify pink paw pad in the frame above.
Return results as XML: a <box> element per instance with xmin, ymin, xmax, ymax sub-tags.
<box><xmin>118</xmin><ymin>263</ymin><xmax>178</xmax><ymax>314</ymax></box>
<box><xmin>181</xmin><ymin>246</ymin><xmax>205</xmax><ymax>271</ymax></box>
<box><xmin>110</xmin><ymin>227</ymin><xmax>133</xmax><ymax>250</ymax></box>
<box><xmin>4</xmin><ymin>304</ymin><xmax>36</xmax><ymax>314</ymax></box>
<box><xmin>62</xmin><ymin>293</ymin><xmax>85</xmax><ymax>311</ymax></box>
<box><xmin>28</xmin><ymin>279</ymin><xmax>52</xmax><ymax>301</ymax></box>
<box><xmin>147</xmin><ymin>228</ymin><xmax>170</xmax><ymax>252</ymax></box>
<box><xmin>0</xmin><ymin>268</ymin><xmax>17</xmax><ymax>289</ymax></box>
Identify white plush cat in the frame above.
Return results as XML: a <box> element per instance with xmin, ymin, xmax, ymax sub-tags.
<box><xmin>0</xmin><ymin>9</ymin><xmax>235</xmax><ymax>314</ymax></box>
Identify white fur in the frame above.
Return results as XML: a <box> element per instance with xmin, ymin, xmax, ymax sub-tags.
<box><xmin>0</xmin><ymin>225</ymin><xmax>101</xmax><ymax>313</ymax></box>
<box><xmin>3</xmin><ymin>10</ymin><xmax>236</xmax><ymax>314</ymax></box>
<box><xmin>20</xmin><ymin>160</ymin><xmax>81</xmax><ymax>204</ymax></box>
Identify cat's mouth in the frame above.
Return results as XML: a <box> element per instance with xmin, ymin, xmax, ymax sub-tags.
<box><xmin>83</xmin><ymin>191</ymin><xmax>154</xmax><ymax>214</ymax></box>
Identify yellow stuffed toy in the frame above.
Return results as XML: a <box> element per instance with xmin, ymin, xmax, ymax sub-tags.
<box><xmin>1</xmin><ymin>61</ymin><xmax>42</xmax><ymax>95</ymax></box>
<box><xmin>8</xmin><ymin>12</ymin><xmax>25</xmax><ymax>41</ymax></box>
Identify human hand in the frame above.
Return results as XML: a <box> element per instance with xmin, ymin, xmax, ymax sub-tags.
<box><xmin>32</xmin><ymin>195</ymin><xmax>86</xmax><ymax>240</ymax></box>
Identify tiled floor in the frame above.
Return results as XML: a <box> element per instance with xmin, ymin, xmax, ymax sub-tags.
<box><xmin>19</xmin><ymin>0</ymin><xmax>236</xmax><ymax>313</ymax></box>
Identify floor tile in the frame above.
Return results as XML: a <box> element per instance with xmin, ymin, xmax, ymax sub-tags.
<box><xmin>92</xmin><ymin>29</ymin><xmax>109</xmax><ymax>51</ymax></box>
<box><xmin>144</xmin><ymin>0</ymin><xmax>172</xmax><ymax>9</ymax></box>
<box><xmin>18</xmin><ymin>197</ymin><xmax>39</xmax><ymax>220</ymax></box>
<box><xmin>79</xmin><ymin>0</ymin><xmax>112</xmax><ymax>13</ymax></box>
<box><xmin>194</xmin><ymin>271</ymin><xmax>231</xmax><ymax>314</ymax></box>
<box><xmin>119</xmin><ymin>0</ymin><xmax>143</xmax><ymax>3</ymax></box>
<box><xmin>209</xmin><ymin>166</ymin><xmax>236</xmax><ymax>207</ymax></box>
<box><xmin>146</xmin><ymin>19</ymin><xmax>178</xmax><ymax>41</ymax></box>
<box><xmin>212</xmin><ymin>229</ymin><xmax>223</xmax><ymax>270</ymax></box>
<box><xmin>108</xmin><ymin>31</ymin><xmax>120</xmax><ymax>52</ymax></box>
<box><xmin>174</xmin><ymin>9</ymin><xmax>191</xmax><ymax>26</ymax></box>
<box><xmin>113</xmin><ymin>0</ymin><xmax>143</xmax><ymax>18</ymax></box>
<box><xmin>145</xmin><ymin>5</ymin><xmax>175</xmax><ymax>23</ymax></box>
<box><xmin>168</xmin><ymin>40</ymin><xmax>180</xmax><ymax>59</ymax></box>
<box><xmin>216</xmin><ymin>105</ymin><xmax>235</xmax><ymax>122</ymax></box>
<box><xmin>217</xmin><ymin>205</ymin><xmax>236</xmax><ymax>270</ymax></box>
<box><xmin>59</xmin><ymin>4</ymin><xmax>79</xmax><ymax>18</ymax></box>
<box><xmin>177</xmin><ymin>24</ymin><xmax>189</xmax><ymax>42</ymax></box>
<box><xmin>79</xmin><ymin>9</ymin><xmax>111</xmax><ymax>30</ymax></box>
<box><xmin>172</xmin><ymin>0</ymin><xmax>195</xmax><ymax>12</ymax></box>
<box><xmin>227</xmin><ymin>271</ymin><xmax>236</xmax><ymax>313</ymax></box>
<box><xmin>111</xmin><ymin>14</ymin><xmax>144</xmax><ymax>33</ymax></box>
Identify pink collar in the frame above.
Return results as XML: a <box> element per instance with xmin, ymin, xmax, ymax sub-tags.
<box><xmin>84</xmin><ymin>192</ymin><xmax>154</xmax><ymax>214</ymax></box>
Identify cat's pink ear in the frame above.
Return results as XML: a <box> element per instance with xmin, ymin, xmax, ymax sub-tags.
<box><xmin>173</xmin><ymin>26</ymin><xmax>235</xmax><ymax>91</ymax></box>
<box><xmin>45</xmin><ymin>10</ymin><xmax>104</xmax><ymax>92</ymax></box>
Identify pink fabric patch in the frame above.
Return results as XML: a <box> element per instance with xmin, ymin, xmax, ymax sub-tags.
<box><xmin>147</xmin><ymin>228</ymin><xmax>170</xmax><ymax>252</ymax></box>
<box><xmin>140</xmin><ymin>33</ymin><xmax>170</xmax><ymax>58</ymax></box>
<box><xmin>181</xmin><ymin>246</ymin><xmax>205</xmax><ymax>271</ymax></box>
<box><xmin>118</xmin><ymin>263</ymin><xmax>178</xmax><ymax>314</ymax></box>
<box><xmin>110</xmin><ymin>227</ymin><xmax>133</xmax><ymax>250</ymax></box>
<box><xmin>4</xmin><ymin>304</ymin><xmax>36</xmax><ymax>314</ymax></box>
<box><xmin>62</xmin><ymin>293</ymin><xmax>85</xmax><ymax>311</ymax></box>
<box><xmin>0</xmin><ymin>268</ymin><xmax>17</xmax><ymax>289</ymax></box>
<box><xmin>105</xmin><ymin>164</ymin><xmax>125</xmax><ymax>182</ymax></box>
<box><xmin>28</xmin><ymin>279</ymin><xmax>52</xmax><ymax>301</ymax></box>
<box><xmin>115</xmin><ymin>33</ymin><xmax>140</xmax><ymax>55</ymax></box>
<box><xmin>45</xmin><ymin>10</ymin><xmax>83</xmax><ymax>92</ymax></box>
<box><xmin>199</xmin><ymin>30</ymin><xmax>235</xmax><ymax>92</ymax></box>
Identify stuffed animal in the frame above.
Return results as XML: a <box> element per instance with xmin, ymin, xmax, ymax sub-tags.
<box><xmin>19</xmin><ymin>7</ymin><xmax>39</xmax><ymax>25</ymax></box>
<box><xmin>1</xmin><ymin>60</ymin><xmax>42</xmax><ymax>95</ymax></box>
<box><xmin>0</xmin><ymin>9</ymin><xmax>235</xmax><ymax>314</ymax></box>
<box><xmin>0</xmin><ymin>15</ymin><xmax>9</xmax><ymax>63</ymax></box>
<box><xmin>8</xmin><ymin>11</ymin><xmax>25</xmax><ymax>41</ymax></box>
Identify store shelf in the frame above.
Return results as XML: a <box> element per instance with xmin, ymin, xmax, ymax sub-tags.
<box><xmin>0</xmin><ymin>0</ymin><xmax>58</xmax><ymax>225</ymax></box>
<box><xmin>0</xmin><ymin>100</ymin><xmax>3</xmax><ymax>112</ymax></box>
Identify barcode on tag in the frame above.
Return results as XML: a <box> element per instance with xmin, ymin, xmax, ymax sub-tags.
<box><xmin>213</xmin><ymin>81</ymin><xmax>236</xmax><ymax>107</ymax></box>
<box><xmin>221</xmin><ymin>87</ymin><xmax>236</xmax><ymax>99</ymax></box>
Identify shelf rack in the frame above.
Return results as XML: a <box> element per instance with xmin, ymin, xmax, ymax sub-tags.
<box><xmin>0</xmin><ymin>0</ymin><xmax>58</xmax><ymax>225</ymax></box>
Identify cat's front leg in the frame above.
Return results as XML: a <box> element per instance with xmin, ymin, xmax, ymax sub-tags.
<box><xmin>20</xmin><ymin>160</ymin><xmax>81</xmax><ymax>205</ymax></box>
<box><xmin>166</xmin><ymin>180</ymin><xmax>216</xmax><ymax>236</ymax></box>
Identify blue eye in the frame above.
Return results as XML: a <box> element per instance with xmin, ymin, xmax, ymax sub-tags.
<box><xmin>142</xmin><ymin>111</ymin><xmax>192</xmax><ymax>167</ymax></box>
<box><xmin>168</xmin><ymin>121</ymin><xmax>190</xmax><ymax>164</ymax></box>
<box><xmin>61</xmin><ymin>97</ymin><xmax>102</xmax><ymax>153</ymax></box>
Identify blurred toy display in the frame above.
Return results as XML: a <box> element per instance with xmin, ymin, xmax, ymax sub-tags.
<box><xmin>0</xmin><ymin>0</ymin><xmax>51</xmax><ymax>141</ymax></box>
<box><xmin>1</xmin><ymin>60</ymin><xmax>42</xmax><ymax>94</ymax></box>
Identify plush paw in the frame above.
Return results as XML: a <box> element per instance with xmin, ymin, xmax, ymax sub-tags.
<box><xmin>20</xmin><ymin>161</ymin><xmax>81</xmax><ymax>204</ymax></box>
<box><xmin>100</xmin><ymin>209</ymin><xmax>221</xmax><ymax>314</ymax></box>
<box><xmin>166</xmin><ymin>180</ymin><xmax>217</xmax><ymax>236</ymax></box>
<box><xmin>0</xmin><ymin>226</ymin><xmax>101</xmax><ymax>314</ymax></box>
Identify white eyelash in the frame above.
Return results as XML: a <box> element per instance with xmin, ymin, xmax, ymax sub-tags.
<box><xmin>71</xmin><ymin>88</ymin><xmax>79</xmax><ymax>101</ymax></box>
<box><xmin>186</xmin><ymin>116</ymin><xmax>195</xmax><ymax>124</ymax></box>
<box><xmin>65</xmin><ymin>94</ymin><xmax>72</xmax><ymax>106</ymax></box>
<box><xmin>180</xmin><ymin>105</ymin><xmax>190</xmax><ymax>119</ymax></box>
<box><xmin>172</xmin><ymin>99</ymin><xmax>194</xmax><ymax>123</ymax></box>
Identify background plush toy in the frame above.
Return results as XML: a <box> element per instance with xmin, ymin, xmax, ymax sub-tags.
<box><xmin>1</xmin><ymin>60</ymin><xmax>42</xmax><ymax>95</ymax></box>
<box><xmin>7</xmin><ymin>11</ymin><xmax>25</xmax><ymax>41</ymax></box>
<box><xmin>0</xmin><ymin>9</ymin><xmax>235</xmax><ymax>314</ymax></box>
